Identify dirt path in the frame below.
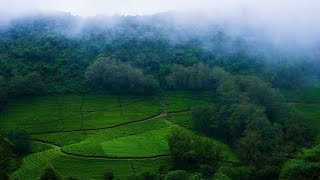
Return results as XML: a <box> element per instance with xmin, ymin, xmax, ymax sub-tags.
<box><xmin>31</xmin><ymin>109</ymin><xmax>191</xmax><ymax>135</ymax></box>
<box><xmin>31</xmin><ymin>112</ymin><xmax>165</xmax><ymax>135</ymax></box>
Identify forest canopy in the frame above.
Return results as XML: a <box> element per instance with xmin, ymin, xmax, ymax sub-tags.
<box><xmin>85</xmin><ymin>58</ymin><xmax>159</xmax><ymax>94</ymax></box>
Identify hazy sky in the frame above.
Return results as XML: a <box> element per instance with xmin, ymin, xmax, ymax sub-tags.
<box><xmin>0</xmin><ymin>0</ymin><xmax>242</xmax><ymax>16</ymax></box>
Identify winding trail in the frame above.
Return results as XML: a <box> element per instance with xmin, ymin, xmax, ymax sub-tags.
<box><xmin>31</xmin><ymin>110</ymin><xmax>191</xmax><ymax>135</ymax></box>
<box><xmin>31</xmin><ymin>112</ymin><xmax>164</xmax><ymax>135</ymax></box>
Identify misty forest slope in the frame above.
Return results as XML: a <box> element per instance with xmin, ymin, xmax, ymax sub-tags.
<box><xmin>0</xmin><ymin>13</ymin><xmax>320</xmax><ymax>180</ymax></box>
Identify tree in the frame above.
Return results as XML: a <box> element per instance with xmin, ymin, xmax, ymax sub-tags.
<box><xmin>167</xmin><ymin>127</ymin><xmax>221</xmax><ymax>169</ymax></box>
<box><xmin>190</xmin><ymin>69</ymin><xmax>314</xmax><ymax>178</ymax></box>
<box><xmin>40</xmin><ymin>163</ymin><xmax>61</xmax><ymax>180</ymax></box>
<box><xmin>192</xmin><ymin>106</ymin><xmax>220</xmax><ymax>136</ymax></box>
<box><xmin>7</xmin><ymin>128</ymin><xmax>31</xmax><ymax>155</ymax></box>
<box><xmin>9</xmin><ymin>72</ymin><xmax>45</xmax><ymax>97</ymax></box>
<box><xmin>85</xmin><ymin>58</ymin><xmax>159</xmax><ymax>94</ymax></box>
<box><xmin>199</xmin><ymin>164</ymin><xmax>215</xmax><ymax>178</ymax></box>
<box><xmin>165</xmin><ymin>63</ymin><xmax>218</xmax><ymax>90</ymax></box>
<box><xmin>212</xmin><ymin>172</ymin><xmax>231</xmax><ymax>180</ymax></box>
<box><xmin>0</xmin><ymin>135</ymin><xmax>15</xmax><ymax>180</ymax></box>
<box><xmin>236</xmin><ymin>75</ymin><xmax>288</xmax><ymax>122</ymax></box>
<box><xmin>215</xmin><ymin>166</ymin><xmax>255</xmax><ymax>180</ymax></box>
<box><xmin>280</xmin><ymin>145</ymin><xmax>320</xmax><ymax>180</ymax></box>
<box><xmin>0</xmin><ymin>76</ymin><xmax>7</xmax><ymax>111</ymax></box>
<box><xmin>283</xmin><ymin>112</ymin><xmax>314</xmax><ymax>149</ymax></box>
<box><xmin>127</xmin><ymin>171</ymin><xmax>162</xmax><ymax>180</ymax></box>
<box><xmin>167</xmin><ymin>127</ymin><xmax>194</xmax><ymax>169</ymax></box>
<box><xmin>164</xmin><ymin>170</ymin><xmax>188</xmax><ymax>180</ymax></box>
<box><xmin>104</xmin><ymin>169</ymin><xmax>114</xmax><ymax>180</ymax></box>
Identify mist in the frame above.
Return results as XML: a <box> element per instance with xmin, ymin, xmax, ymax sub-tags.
<box><xmin>1</xmin><ymin>0</ymin><xmax>320</xmax><ymax>48</ymax></box>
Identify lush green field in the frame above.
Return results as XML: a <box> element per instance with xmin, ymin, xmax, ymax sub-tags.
<box><xmin>0</xmin><ymin>92</ymin><xmax>238</xmax><ymax>179</ymax></box>
<box><xmin>284</xmin><ymin>86</ymin><xmax>320</xmax><ymax>143</ymax></box>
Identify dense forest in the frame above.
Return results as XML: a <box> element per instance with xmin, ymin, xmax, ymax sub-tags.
<box><xmin>0</xmin><ymin>12</ymin><xmax>320</xmax><ymax>179</ymax></box>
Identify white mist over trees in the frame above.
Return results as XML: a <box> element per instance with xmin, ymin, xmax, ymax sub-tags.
<box><xmin>1</xmin><ymin>0</ymin><xmax>320</xmax><ymax>47</ymax></box>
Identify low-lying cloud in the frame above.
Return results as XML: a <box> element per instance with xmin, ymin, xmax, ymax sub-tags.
<box><xmin>0</xmin><ymin>0</ymin><xmax>319</xmax><ymax>47</ymax></box>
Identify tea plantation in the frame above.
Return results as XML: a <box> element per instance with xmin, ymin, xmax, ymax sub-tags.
<box><xmin>0</xmin><ymin>91</ymin><xmax>238</xmax><ymax>179</ymax></box>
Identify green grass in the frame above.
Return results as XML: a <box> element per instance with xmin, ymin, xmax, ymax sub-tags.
<box><xmin>62</xmin><ymin>118</ymin><xmax>169</xmax><ymax>156</ymax></box>
<box><xmin>166</xmin><ymin>97</ymin><xmax>211</xmax><ymax>112</ymax></box>
<box><xmin>82</xmin><ymin>94</ymin><xmax>120</xmax><ymax>111</ymax></box>
<box><xmin>211</xmin><ymin>139</ymin><xmax>239</xmax><ymax>163</ymax></box>
<box><xmin>168</xmin><ymin>112</ymin><xmax>194</xmax><ymax>130</ymax></box>
<box><xmin>0</xmin><ymin>95</ymin><xmax>83</xmax><ymax>132</ymax></box>
<box><xmin>12</xmin><ymin>148</ymin><xmax>169</xmax><ymax>180</ymax></box>
<box><xmin>51</xmin><ymin>157</ymin><xmax>169</xmax><ymax>180</ymax></box>
<box><xmin>285</xmin><ymin>85</ymin><xmax>320</xmax><ymax>144</ymax></box>
<box><xmin>101</xmin><ymin>127</ymin><xmax>171</xmax><ymax>157</ymax></box>
<box><xmin>32</xmin><ymin>131</ymin><xmax>87</xmax><ymax>146</ymax></box>
<box><xmin>27</xmin><ymin>116</ymin><xmax>82</xmax><ymax>133</ymax></box>
<box><xmin>292</xmin><ymin>104</ymin><xmax>320</xmax><ymax>143</ymax></box>
<box><xmin>120</xmin><ymin>99</ymin><xmax>162</xmax><ymax>121</ymax></box>
<box><xmin>11</xmin><ymin>148</ymin><xmax>62</xmax><ymax>180</ymax></box>
<box><xmin>82</xmin><ymin>110</ymin><xmax>123</xmax><ymax>129</ymax></box>
<box><xmin>283</xmin><ymin>85</ymin><xmax>320</xmax><ymax>103</ymax></box>
<box><xmin>81</xmin><ymin>100</ymin><xmax>162</xmax><ymax>130</ymax></box>
<box><xmin>1</xmin><ymin>92</ymin><xmax>238</xmax><ymax>179</ymax></box>
<box><xmin>30</xmin><ymin>141</ymin><xmax>53</xmax><ymax>153</ymax></box>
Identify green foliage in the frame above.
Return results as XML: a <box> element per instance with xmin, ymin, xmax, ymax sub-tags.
<box><xmin>8</xmin><ymin>72</ymin><xmax>45</xmax><ymax>97</ymax></box>
<box><xmin>85</xmin><ymin>58</ymin><xmax>159</xmax><ymax>94</ymax></box>
<box><xmin>165</xmin><ymin>63</ymin><xmax>217</xmax><ymax>90</ymax></box>
<box><xmin>167</xmin><ymin>127</ymin><xmax>221</xmax><ymax>169</ymax></box>
<box><xmin>10</xmin><ymin>148</ymin><xmax>61</xmax><ymax>179</ymax></box>
<box><xmin>286</xmin><ymin>85</ymin><xmax>320</xmax><ymax>144</ymax></box>
<box><xmin>65</xmin><ymin>177</ymin><xmax>77</xmax><ymax>180</ymax></box>
<box><xmin>127</xmin><ymin>171</ymin><xmax>163</xmax><ymax>180</ymax></box>
<box><xmin>7</xmin><ymin>128</ymin><xmax>31</xmax><ymax>155</ymax></box>
<box><xmin>0</xmin><ymin>13</ymin><xmax>318</xmax><ymax>180</ymax></box>
<box><xmin>167</xmin><ymin>112</ymin><xmax>194</xmax><ymax>130</ymax></box>
<box><xmin>280</xmin><ymin>145</ymin><xmax>320</xmax><ymax>180</ymax></box>
<box><xmin>2</xmin><ymin>93</ymin><xmax>238</xmax><ymax>179</ymax></box>
<box><xmin>100</xmin><ymin>127</ymin><xmax>170</xmax><ymax>157</ymax></box>
<box><xmin>271</xmin><ymin>61</ymin><xmax>306</xmax><ymax>89</ymax></box>
<box><xmin>187</xmin><ymin>173</ymin><xmax>203</xmax><ymax>180</ymax></box>
<box><xmin>212</xmin><ymin>172</ymin><xmax>231</xmax><ymax>180</ymax></box>
<box><xmin>216</xmin><ymin>165</ymin><xmax>255</xmax><ymax>180</ymax></box>
<box><xmin>191</xmin><ymin>67</ymin><xmax>314</xmax><ymax>178</ymax></box>
<box><xmin>30</xmin><ymin>141</ymin><xmax>53</xmax><ymax>153</ymax></box>
<box><xmin>40</xmin><ymin>163</ymin><xmax>62</xmax><ymax>180</ymax></box>
<box><xmin>0</xmin><ymin>135</ymin><xmax>15</xmax><ymax>179</ymax></box>
<box><xmin>199</xmin><ymin>164</ymin><xmax>215</xmax><ymax>178</ymax></box>
<box><xmin>164</xmin><ymin>170</ymin><xmax>188</xmax><ymax>180</ymax></box>
<box><xmin>236</xmin><ymin>75</ymin><xmax>288</xmax><ymax>122</ymax></box>
<box><xmin>104</xmin><ymin>169</ymin><xmax>114</xmax><ymax>180</ymax></box>
<box><xmin>0</xmin><ymin>76</ymin><xmax>7</xmax><ymax>111</ymax></box>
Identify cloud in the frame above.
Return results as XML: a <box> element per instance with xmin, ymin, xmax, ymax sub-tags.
<box><xmin>0</xmin><ymin>0</ymin><xmax>315</xmax><ymax>17</ymax></box>
<box><xmin>0</xmin><ymin>0</ymin><xmax>319</xmax><ymax>46</ymax></box>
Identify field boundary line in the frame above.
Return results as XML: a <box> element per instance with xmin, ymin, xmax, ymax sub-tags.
<box><xmin>30</xmin><ymin>112</ymin><xmax>164</xmax><ymax>135</ymax></box>
<box><xmin>32</xmin><ymin>139</ymin><xmax>171</xmax><ymax>160</ymax></box>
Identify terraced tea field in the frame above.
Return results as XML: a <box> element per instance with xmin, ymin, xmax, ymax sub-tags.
<box><xmin>0</xmin><ymin>91</ymin><xmax>238</xmax><ymax>179</ymax></box>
